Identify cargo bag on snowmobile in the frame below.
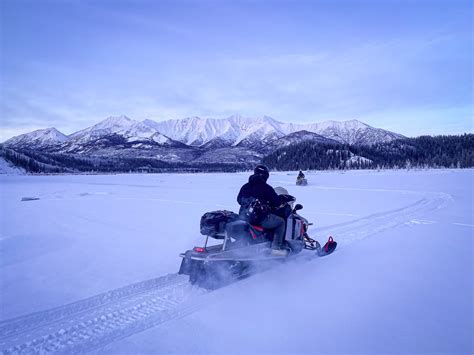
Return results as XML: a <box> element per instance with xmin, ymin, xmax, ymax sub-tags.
<box><xmin>200</xmin><ymin>210</ymin><xmax>239</xmax><ymax>237</ymax></box>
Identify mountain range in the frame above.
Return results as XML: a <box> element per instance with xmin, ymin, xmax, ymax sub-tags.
<box><xmin>3</xmin><ymin>115</ymin><xmax>471</xmax><ymax>173</ymax></box>
<box><xmin>3</xmin><ymin>115</ymin><xmax>405</xmax><ymax>156</ymax></box>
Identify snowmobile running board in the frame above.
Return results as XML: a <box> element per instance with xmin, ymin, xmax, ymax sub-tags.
<box><xmin>179</xmin><ymin>253</ymin><xmax>290</xmax><ymax>262</ymax></box>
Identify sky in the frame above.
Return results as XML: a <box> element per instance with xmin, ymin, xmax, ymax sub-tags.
<box><xmin>0</xmin><ymin>0</ymin><xmax>472</xmax><ymax>141</ymax></box>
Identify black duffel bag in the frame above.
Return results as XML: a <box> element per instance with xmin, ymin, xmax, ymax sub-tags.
<box><xmin>200</xmin><ymin>210</ymin><xmax>239</xmax><ymax>236</ymax></box>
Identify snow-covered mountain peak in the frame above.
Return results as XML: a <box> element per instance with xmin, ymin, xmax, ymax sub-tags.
<box><xmin>59</xmin><ymin>116</ymin><xmax>179</xmax><ymax>152</ymax></box>
<box><xmin>143</xmin><ymin>115</ymin><xmax>404</xmax><ymax>147</ymax></box>
<box><xmin>104</xmin><ymin>115</ymin><xmax>131</xmax><ymax>122</ymax></box>
<box><xmin>70</xmin><ymin>116</ymin><xmax>142</xmax><ymax>141</ymax></box>
<box><xmin>262</xmin><ymin>115</ymin><xmax>283</xmax><ymax>125</ymax></box>
<box><xmin>337</xmin><ymin>119</ymin><xmax>368</xmax><ymax>129</ymax></box>
<box><xmin>90</xmin><ymin>115</ymin><xmax>133</xmax><ymax>131</ymax></box>
<box><xmin>279</xmin><ymin>118</ymin><xmax>404</xmax><ymax>145</ymax></box>
<box><xmin>145</xmin><ymin>115</ymin><xmax>287</xmax><ymax>148</ymax></box>
<box><xmin>41</xmin><ymin>127</ymin><xmax>68</xmax><ymax>139</ymax></box>
<box><xmin>4</xmin><ymin>127</ymin><xmax>68</xmax><ymax>147</ymax></box>
<box><xmin>226</xmin><ymin>114</ymin><xmax>280</xmax><ymax>128</ymax></box>
<box><xmin>307</xmin><ymin>119</ymin><xmax>367</xmax><ymax>131</ymax></box>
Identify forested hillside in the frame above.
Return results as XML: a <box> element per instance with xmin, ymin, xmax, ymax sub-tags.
<box><xmin>262</xmin><ymin>134</ymin><xmax>474</xmax><ymax>170</ymax></box>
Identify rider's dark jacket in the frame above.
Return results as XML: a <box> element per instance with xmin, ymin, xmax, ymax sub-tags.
<box><xmin>237</xmin><ymin>174</ymin><xmax>285</xmax><ymax>213</ymax></box>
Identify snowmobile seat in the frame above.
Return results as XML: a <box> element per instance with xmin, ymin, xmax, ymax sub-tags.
<box><xmin>225</xmin><ymin>220</ymin><xmax>249</xmax><ymax>238</ymax></box>
<box><xmin>226</xmin><ymin>220</ymin><xmax>269</xmax><ymax>244</ymax></box>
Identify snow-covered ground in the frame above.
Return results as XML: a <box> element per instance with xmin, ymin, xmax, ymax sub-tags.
<box><xmin>0</xmin><ymin>157</ymin><xmax>25</xmax><ymax>175</ymax></box>
<box><xmin>0</xmin><ymin>169</ymin><xmax>472</xmax><ymax>354</ymax></box>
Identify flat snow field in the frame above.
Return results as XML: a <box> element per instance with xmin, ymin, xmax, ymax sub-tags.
<box><xmin>0</xmin><ymin>169</ymin><xmax>472</xmax><ymax>354</ymax></box>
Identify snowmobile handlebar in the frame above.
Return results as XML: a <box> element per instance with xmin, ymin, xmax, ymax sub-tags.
<box><xmin>293</xmin><ymin>204</ymin><xmax>303</xmax><ymax>212</ymax></box>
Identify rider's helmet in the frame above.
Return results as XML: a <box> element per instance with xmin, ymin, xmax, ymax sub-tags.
<box><xmin>254</xmin><ymin>164</ymin><xmax>270</xmax><ymax>181</ymax></box>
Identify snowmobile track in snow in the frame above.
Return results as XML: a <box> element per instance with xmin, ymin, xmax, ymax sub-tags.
<box><xmin>315</xmin><ymin>191</ymin><xmax>452</xmax><ymax>246</ymax></box>
<box><xmin>0</xmin><ymin>274</ymin><xmax>208</xmax><ymax>354</ymax></box>
<box><xmin>0</xmin><ymin>191</ymin><xmax>451</xmax><ymax>354</ymax></box>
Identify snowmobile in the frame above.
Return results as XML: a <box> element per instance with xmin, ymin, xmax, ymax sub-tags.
<box><xmin>178</xmin><ymin>190</ymin><xmax>337</xmax><ymax>289</ymax></box>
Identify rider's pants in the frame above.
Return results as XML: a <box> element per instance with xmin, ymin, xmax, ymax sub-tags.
<box><xmin>261</xmin><ymin>214</ymin><xmax>286</xmax><ymax>250</ymax></box>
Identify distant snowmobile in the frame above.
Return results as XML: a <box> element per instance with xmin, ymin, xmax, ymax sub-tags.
<box><xmin>296</xmin><ymin>171</ymin><xmax>308</xmax><ymax>186</ymax></box>
<box><xmin>178</xmin><ymin>189</ymin><xmax>336</xmax><ymax>289</ymax></box>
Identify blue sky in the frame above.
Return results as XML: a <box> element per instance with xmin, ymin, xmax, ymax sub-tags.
<box><xmin>1</xmin><ymin>0</ymin><xmax>472</xmax><ymax>141</ymax></box>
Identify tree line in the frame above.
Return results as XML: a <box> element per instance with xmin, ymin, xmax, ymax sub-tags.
<box><xmin>262</xmin><ymin>134</ymin><xmax>474</xmax><ymax>171</ymax></box>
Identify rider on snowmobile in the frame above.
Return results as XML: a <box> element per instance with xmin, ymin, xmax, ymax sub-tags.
<box><xmin>297</xmin><ymin>170</ymin><xmax>305</xmax><ymax>180</ymax></box>
<box><xmin>237</xmin><ymin>165</ymin><xmax>289</xmax><ymax>257</ymax></box>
